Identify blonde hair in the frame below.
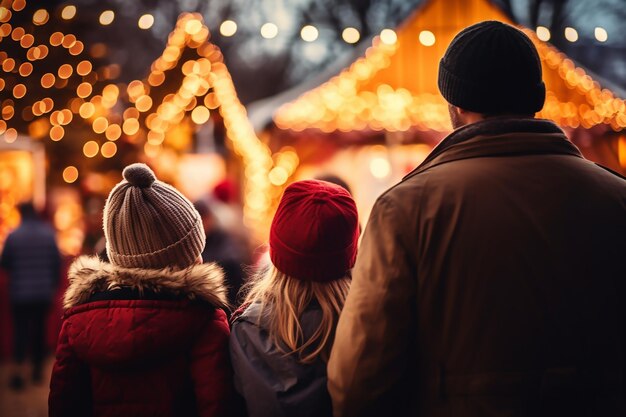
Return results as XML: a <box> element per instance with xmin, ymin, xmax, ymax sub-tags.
<box><xmin>242</xmin><ymin>263</ymin><xmax>350</xmax><ymax>364</ymax></box>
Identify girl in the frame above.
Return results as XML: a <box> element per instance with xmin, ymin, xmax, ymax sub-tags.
<box><xmin>230</xmin><ymin>179</ymin><xmax>359</xmax><ymax>417</ymax></box>
<box><xmin>49</xmin><ymin>163</ymin><xmax>235</xmax><ymax>417</ymax></box>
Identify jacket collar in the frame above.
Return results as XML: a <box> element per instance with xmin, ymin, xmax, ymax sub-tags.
<box><xmin>64</xmin><ymin>255</ymin><xmax>228</xmax><ymax>310</ymax></box>
<box><xmin>404</xmin><ymin>118</ymin><xmax>583</xmax><ymax>181</ymax></box>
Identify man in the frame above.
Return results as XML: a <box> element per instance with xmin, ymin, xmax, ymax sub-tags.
<box><xmin>328</xmin><ymin>21</ymin><xmax>626</xmax><ymax>417</ymax></box>
<box><xmin>1</xmin><ymin>202</ymin><xmax>61</xmax><ymax>389</ymax></box>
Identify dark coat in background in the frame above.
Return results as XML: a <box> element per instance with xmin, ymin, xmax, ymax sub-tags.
<box><xmin>328</xmin><ymin>118</ymin><xmax>626</xmax><ymax>417</ymax></box>
<box><xmin>1</xmin><ymin>217</ymin><xmax>61</xmax><ymax>303</ymax></box>
<box><xmin>230</xmin><ymin>301</ymin><xmax>332</xmax><ymax>417</ymax></box>
<box><xmin>49</xmin><ymin>256</ymin><xmax>236</xmax><ymax>417</ymax></box>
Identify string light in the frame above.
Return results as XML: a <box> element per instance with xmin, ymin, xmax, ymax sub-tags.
<box><xmin>61</xmin><ymin>5</ymin><xmax>76</xmax><ymax>20</ymax></box>
<box><xmin>138</xmin><ymin>14</ymin><xmax>154</xmax><ymax>29</ymax></box>
<box><xmin>220</xmin><ymin>20</ymin><xmax>237</xmax><ymax>37</ymax></box>
<box><xmin>100</xmin><ymin>141</ymin><xmax>117</xmax><ymax>158</ymax></box>
<box><xmin>260</xmin><ymin>23</ymin><xmax>278</xmax><ymax>39</ymax></box>
<box><xmin>32</xmin><ymin>9</ymin><xmax>49</xmax><ymax>25</ymax></box>
<box><xmin>536</xmin><ymin>26</ymin><xmax>550</xmax><ymax>42</ymax></box>
<box><xmin>380</xmin><ymin>29</ymin><xmax>397</xmax><ymax>45</ymax></box>
<box><xmin>99</xmin><ymin>10</ymin><xmax>114</xmax><ymax>26</ymax></box>
<box><xmin>419</xmin><ymin>30</ymin><xmax>436</xmax><ymax>46</ymax></box>
<box><xmin>342</xmin><ymin>27</ymin><xmax>360</xmax><ymax>44</ymax></box>
<box><xmin>62</xmin><ymin>166</ymin><xmax>78</xmax><ymax>183</ymax></box>
<box><xmin>564</xmin><ymin>27</ymin><xmax>578</xmax><ymax>42</ymax></box>
<box><xmin>300</xmin><ymin>25</ymin><xmax>318</xmax><ymax>42</ymax></box>
<box><xmin>594</xmin><ymin>27</ymin><xmax>608</xmax><ymax>42</ymax></box>
<box><xmin>83</xmin><ymin>141</ymin><xmax>99</xmax><ymax>157</ymax></box>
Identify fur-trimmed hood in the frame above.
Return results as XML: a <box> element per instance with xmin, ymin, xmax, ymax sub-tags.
<box><xmin>64</xmin><ymin>255</ymin><xmax>228</xmax><ymax>310</ymax></box>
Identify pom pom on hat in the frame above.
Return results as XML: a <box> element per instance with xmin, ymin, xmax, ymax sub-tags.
<box><xmin>123</xmin><ymin>163</ymin><xmax>156</xmax><ymax>188</ymax></box>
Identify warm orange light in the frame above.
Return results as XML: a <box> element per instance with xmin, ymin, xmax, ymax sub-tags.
<box><xmin>100</xmin><ymin>141</ymin><xmax>117</xmax><ymax>158</ymax></box>
<box><xmin>42</xmin><ymin>98</ymin><xmax>54</xmax><ymax>113</ymax></box>
<box><xmin>11</xmin><ymin>26</ymin><xmax>25</xmax><ymax>41</ymax></box>
<box><xmin>184</xmin><ymin>19</ymin><xmax>202</xmax><ymax>35</ymax></box>
<box><xmin>58</xmin><ymin>64</ymin><xmax>73</xmax><ymax>79</ymax></box>
<box><xmin>12</xmin><ymin>0</ymin><xmax>26</xmax><ymax>12</ymax></box>
<box><xmin>191</xmin><ymin>106</ymin><xmax>210</xmax><ymax>124</ymax></box>
<box><xmin>2</xmin><ymin>105</ymin><xmax>14</xmax><ymax>120</ymax></box>
<box><xmin>79</xmin><ymin>102</ymin><xmax>95</xmax><ymax>118</ymax></box>
<box><xmin>50</xmin><ymin>125</ymin><xmax>64</xmax><ymax>141</ymax></box>
<box><xmin>138</xmin><ymin>14</ymin><xmax>154</xmax><ymax>30</ymax></box>
<box><xmin>83</xmin><ymin>141</ymin><xmax>99</xmax><ymax>158</ymax></box>
<box><xmin>2</xmin><ymin>58</ymin><xmax>15</xmax><ymax>72</ymax></box>
<box><xmin>76</xmin><ymin>60</ymin><xmax>92</xmax><ymax>76</ymax></box>
<box><xmin>69</xmin><ymin>41</ymin><xmax>84</xmax><ymax>55</ymax></box>
<box><xmin>19</xmin><ymin>34</ymin><xmax>34</xmax><ymax>48</ymax></box>
<box><xmin>49</xmin><ymin>31</ymin><xmax>63</xmax><ymax>46</ymax></box>
<box><xmin>0</xmin><ymin>120</ymin><xmax>5</xmax><ymax>134</ymax></box>
<box><xmin>18</xmin><ymin>62</ymin><xmax>33</xmax><ymax>76</ymax></box>
<box><xmin>62</xmin><ymin>166</ymin><xmax>78</xmax><ymax>183</ymax></box>
<box><xmin>33</xmin><ymin>9</ymin><xmax>49</xmax><ymax>25</ymax></box>
<box><xmin>105</xmin><ymin>124</ymin><xmax>121</xmax><ymax>141</ymax></box>
<box><xmin>4</xmin><ymin>127</ymin><xmax>18</xmax><ymax>143</ymax></box>
<box><xmin>148</xmin><ymin>71</ymin><xmax>165</xmax><ymax>86</ymax></box>
<box><xmin>99</xmin><ymin>10</ymin><xmax>114</xmax><ymax>26</ymax></box>
<box><xmin>135</xmin><ymin>95</ymin><xmax>153</xmax><ymax>112</ymax></box>
<box><xmin>61</xmin><ymin>5</ymin><xmax>76</xmax><ymax>20</ymax></box>
<box><xmin>76</xmin><ymin>82</ymin><xmax>92</xmax><ymax>98</ymax></box>
<box><xmin>122</xmin><ymin>118</ymin><xmax>139</xmax><ymax>135</ymax></box>
<box><xmin>92</xmin><ymin>117</ymin><xmax>108</xmax><ymax>133</ymax></box>
<box><xmin>13</xmin><ymin>84</ymin><xmax>26</xmax><ymax>99</ymax></box>
<box><xmin>41</xmin><ymin>73</ymin><xmax>55</xmax><ymax>88</ymax></box>
<box><xmin>62</xmin><ymin>34</ymin><xmax>76</xmax><ymax>48</ymax></box>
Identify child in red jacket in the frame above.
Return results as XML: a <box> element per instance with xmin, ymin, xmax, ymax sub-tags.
<box><xmin>49</xmin><ymin>163</ymin><xmax>235</xmax><ymax>417</ymax></box>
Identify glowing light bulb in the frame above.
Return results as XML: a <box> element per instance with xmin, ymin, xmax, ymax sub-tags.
<box><xmin>300</xmin><ymin>25</ymin><xmax>318</xmax><ymax>42</ymax></box>
<box><xmin>564</xmin><ymin>27</ymin><xmax>578</xmax><ymax>42</ymax></box>
<box><xmin>138</xmin><ymin>14</ymin><xmax>154</xmax><ymax>29</ymax></box>
<box><xmin>61</xmin><ymin>5</ymin><xmax>76</xmax><ymax>20</ymax></box>
<box><xmin>594</xmin><ymin>27</ymin><xmax>608</xmax><ymax>42</ymax></box>
<box><xmin>99</xmin><ymin>10</ymin><xmax>114</xmax><ymax>26</ymax></box>
<box><xmin>63</xmin><ymin>166</ymin><xmax>78</xmax><ymax>183</ymax></box>
<box><xmin>419</xmin><ymin>30</ymin><xmax>435</xmax><ymax>46</ymax></box>
<box><xmin>342</xmin><ymin>27</ymin><xmax>360</xmax><ymax>44</ymax></box>
<box><xmin>380</xmin><ymin>29</ymin><xmax>397</xmax><ymax>45</ymax></box>
<box><xmin>220</xmin><ymin>20</ymin><xmax>237</xmax><ymax>37</ymax></box>
<box><xmin>536</xmin><ymin>26</ymin><xmax>551</xmax><ymax>41</ymax></box>
<box><xmin>261</xmin><ymin>23</ymin><xmax>278</xmax><ymax>39</ymax></box>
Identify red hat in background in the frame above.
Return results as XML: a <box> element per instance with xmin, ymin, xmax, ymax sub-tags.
<box><xmin>269</xmin><ymin>179</ymin><xmax>359</xmax><ymax>282</ymax></box>
<box><xmin>213</xmin><ymin>179</ymin><xmax>238</xmax><ymax>204</ymax></box>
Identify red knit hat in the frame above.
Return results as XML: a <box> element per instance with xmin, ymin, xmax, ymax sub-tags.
<box><xmin>269</xmin><ymin>180</ymin><xmax>359</xmax><ymax>282</ymax></box>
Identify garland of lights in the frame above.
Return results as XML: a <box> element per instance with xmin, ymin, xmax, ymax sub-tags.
<box><xmin>275</xmin><ymin>27</ymin><xmax>626</xmax><ymax>133</ymax></box>
<box><xmin>1</xmin><ymin>2</ymin><xmax>299</xmax><ymax>240</ymax></box>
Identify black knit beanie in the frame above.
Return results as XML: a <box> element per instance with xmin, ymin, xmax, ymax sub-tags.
<box><xmin>438</xmin><ymin>21</ymin><xmax>546</xmax><ymax>115</ymax></box>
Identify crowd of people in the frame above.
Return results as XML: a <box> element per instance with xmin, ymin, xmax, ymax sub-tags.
<box><xmin>1</xmin><ymin>21</ymin><xmax>625</xmax><ymax>417</ymax></box>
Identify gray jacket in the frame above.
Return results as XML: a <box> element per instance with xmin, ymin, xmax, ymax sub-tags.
<box><xmin>230</xmin><ymin>301</ymin><xmax>332</xmax><ymax>417</ymax></box>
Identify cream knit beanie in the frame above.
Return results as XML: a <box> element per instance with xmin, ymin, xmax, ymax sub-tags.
<box><xmin>103</xmin><ymin>163</ymin><xmax>205</xmax><ymax>270</ymax></box>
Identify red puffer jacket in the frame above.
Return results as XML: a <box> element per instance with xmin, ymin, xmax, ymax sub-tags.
<box><xmin>49</xmin><ymin>256</ymin><xmax>236</xmax><ymax>417</ymax></box>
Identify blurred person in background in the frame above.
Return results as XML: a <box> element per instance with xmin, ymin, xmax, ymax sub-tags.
<box><xmin>0</xmin><ymin>202</ymin><xmax>61</xmax><ymax>390</ymax></box>
<box><xmin>195</xmin><ymin>199</ymin><xmax>247</xmax><ymax>307</ymax></box>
